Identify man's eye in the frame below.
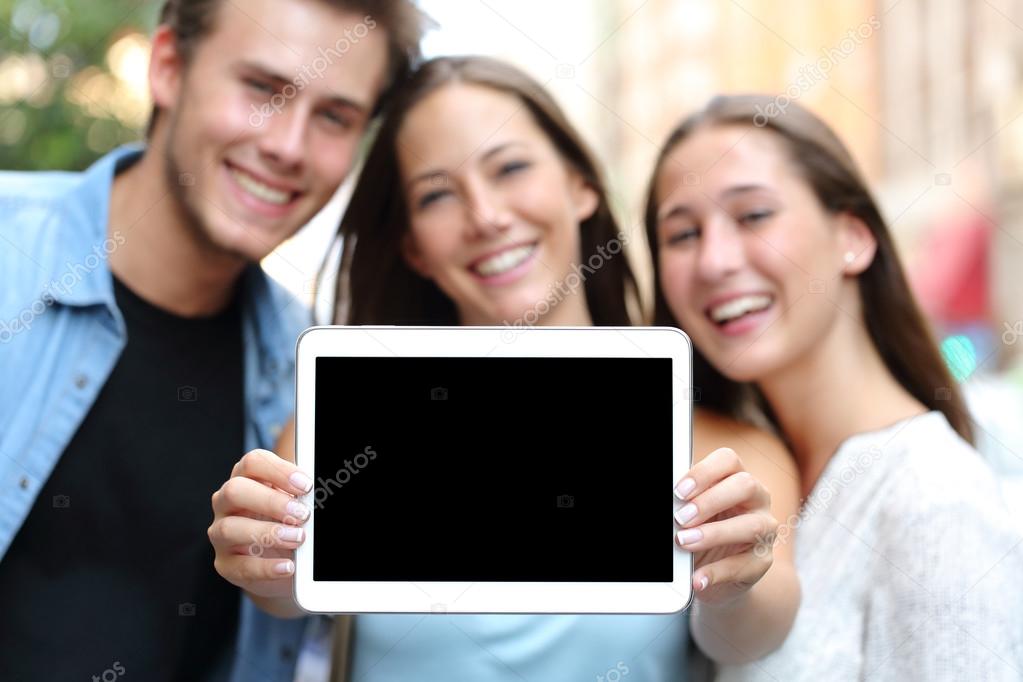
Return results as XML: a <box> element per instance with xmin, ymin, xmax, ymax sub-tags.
<box><xmin>245</xmin><ymin>79</ymin><xmax>275</xmax><ymax>95</ymax></box>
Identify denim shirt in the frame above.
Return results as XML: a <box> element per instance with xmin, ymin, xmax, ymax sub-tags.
<box><xmin>0</xmin><ymin>145</ymin><xmax>310</xmax><ymax>682</ymax></box>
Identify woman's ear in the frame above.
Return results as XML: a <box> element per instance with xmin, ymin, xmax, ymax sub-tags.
<box><xmin>568</xmin><ymin>171</ymin><xmax>600</xmax><ymax>224</ymax></box>
<box><xmin>149</xmin><ymin>25</ymin><xmax>184</xmax><ymax>116</ymax></box>
<box><xmin>400</xmin><ymin>231</ymin><xmax>432</xmax><ymax>279</ymax></box>
<box><xmin>838</xmin><ymin>213</ymin><xmax>877</xmax><ymax>276</ymax></box>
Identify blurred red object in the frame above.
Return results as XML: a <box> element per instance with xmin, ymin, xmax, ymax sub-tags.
<box><xmin>909</xmin><ymin>213</ymin><xmax>991</xmax><ymax>325</ymax></box>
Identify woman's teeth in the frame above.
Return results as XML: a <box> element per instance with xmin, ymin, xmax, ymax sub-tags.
<box><xmin>473</xmin><ymin>244</ymin><xmax>537</xmax><ymax>277</ymax></box>
<box><xmin>709</xmin><ymin>294</ymin><xmax>774</xmax><ymax>324</ymax></box>
<box><xmin>230</xmin><ymin>167</ymin><xmax>292</xmax><ymax>205</ymax></box>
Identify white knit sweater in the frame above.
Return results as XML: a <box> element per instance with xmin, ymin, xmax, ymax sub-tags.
<box><xmin>717</xmin><ymin>411</ymin><xmax>1023</xmax><ymax>681</ymax></box>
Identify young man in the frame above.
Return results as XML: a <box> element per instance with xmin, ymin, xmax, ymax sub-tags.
<box><xmin>0</xmin><ymin>1</ymin><xmax>423</xmax><ymax>679</ymax></box>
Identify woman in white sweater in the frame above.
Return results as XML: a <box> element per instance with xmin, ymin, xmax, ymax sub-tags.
<box><xmin>644</xmin><ymin>94</ymin><xmax>1023</xmax><ymax>680</ymax></box>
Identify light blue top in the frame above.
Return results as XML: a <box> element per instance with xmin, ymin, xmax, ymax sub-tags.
<box><xmin>351</xmin><ymin>613</ymin><xmax>689</xmax><ymax>681</ymax></box>
<box><xmin>0</xmin><ymin>145</ymin><xmax>312</xmax><ymax>682</ymax></box>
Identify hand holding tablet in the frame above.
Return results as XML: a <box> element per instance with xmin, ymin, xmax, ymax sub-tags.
<box><xmin>292</xmin><ymin>326</ymin><xmax>694</xmax><ymax>614</ymax></box>
<box><xmin>209</xmin><ymin>325</ymin><xmax>783</xmax><ymax>617</ymax></box>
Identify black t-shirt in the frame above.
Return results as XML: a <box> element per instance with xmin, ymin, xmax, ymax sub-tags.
<box><xmin>0</xmin><ymin>275</ymin><xmax>245</xmax><ymax>681</ymax></box>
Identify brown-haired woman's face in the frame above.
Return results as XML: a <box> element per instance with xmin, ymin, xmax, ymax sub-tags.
<box><xmin>654</xmin><ymin>124</ymin><xmax>858</xmax><ymax>382</ymax></box>
<box><xmin>396</xmin><ymin>83</ymin><xmax>598</xmax><ymax>326</ymax></box>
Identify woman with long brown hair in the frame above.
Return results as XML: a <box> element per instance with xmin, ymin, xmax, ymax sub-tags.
<box><xmin>209</xmin><ymin>59</ymin><xmax>803</xmax><ymax>679</ymax></box>
<box><xmin>646</xmin><ymin>94</ymin><xmax>1022</xmax><ymax>680</ymax></box>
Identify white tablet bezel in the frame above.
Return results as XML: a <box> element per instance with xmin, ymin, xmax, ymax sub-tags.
<box><xmin>294</xmin><ymin>325</ymin><xmax>693</xmax><ymax>614</ymax></box>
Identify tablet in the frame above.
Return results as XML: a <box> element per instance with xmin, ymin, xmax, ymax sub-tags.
<box><xmin>294</xmin><ymin>326</ymin><xmax>693</xmax><ymax>614</ymax></box>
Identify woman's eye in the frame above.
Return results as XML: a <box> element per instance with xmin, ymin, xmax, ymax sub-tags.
<box><xmin>738</xmin><ymin>209</ymin><xmax>774</xmax><ymax>226</ymax></box>
<box><xmin>498</xmin><ymin>160</ymin><xmax>530</xmax><ymax>177</ymax></box>
<box><xmin>319</xmin><ymin>110</ymin><xmax>352</xmax><ymax>130</ymax></box>
<box><xmin>666</xmin><ymin>227</ymin><xmax>700</xmax><ymax>245</ymax></box>
<box><xmin>418</xmin><ymin>189</ymin><xmax>451</xmax><ymax>209</ymax></box>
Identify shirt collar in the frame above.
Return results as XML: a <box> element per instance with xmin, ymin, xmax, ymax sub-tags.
<box><xmin>46</xmin><ymin>144</ymin><xmax>144</xmax><ymax>309</ymax></box>
<box><xmin>50</xmin><ymin>144</ymin><xmax>303</xmax><ymax>378</ymax></box>
<box><xmin>241</xmin><ymin>263</ymin><xmax>302</xmax><ymax>380</ymax></box>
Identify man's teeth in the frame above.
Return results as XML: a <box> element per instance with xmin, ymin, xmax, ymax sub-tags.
<box><xmin>473</xmin><ymin>244</ymin><xmax>536</xmax><ymax>277</ymax></box>
<box><xmin>710</xmin><ymin>295</ymin><xmax>773</xmax><ymax>324</ymax></box>
<box><xmin>230</xmin><ymin>167</ymin><xmax>292</xmax><ymax>205</ymax></box>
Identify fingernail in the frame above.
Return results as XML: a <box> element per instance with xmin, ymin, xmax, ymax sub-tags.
<box><xmin>674</xmin><ymin>478</ymin><xmax>696</xmax><ymax>501</ymax></box>
<box><xmin>276</xmin><ymin>526</ymin><xmax>304</xmax><ymax>543</ymax></box>
<box><xmin>289</xmin><ymin>471</ymin><xmax>313</xmax><ymax>493</ymax></box>
<box><xmin>674</xmin><ymin>503</ymin><xmax>697</xmax><ymax>524</ymax></box>
<box><xmin>273</xmin><ymin>560</ymin><xmax>295</xmax><ymax>575</ymax></box>
<box><xmin>286</xmin><ymin>500</ymin><xmax>310</xmax><ymax>521</ymax></box>
<box><xmin>676</xmin><ymin>528</ymin><xmax>703</xmax><ymax>546</ymax></box>
<box><xmin>697</xmin><ymin>575</ymin><xmax>709</xmax><ymax>591</ymax></box>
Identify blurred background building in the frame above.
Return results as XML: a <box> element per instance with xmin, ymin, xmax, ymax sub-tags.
<box><xmin>3</xmin><ymin>0</ymin><xmax>1023</xmax><ymax>473</ymax></box>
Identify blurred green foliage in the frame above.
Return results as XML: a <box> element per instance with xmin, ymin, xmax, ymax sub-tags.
<box><xmin>0</xmin><ymin>0</ymin><xmax>161</xmax><ymax>170</ymax></box>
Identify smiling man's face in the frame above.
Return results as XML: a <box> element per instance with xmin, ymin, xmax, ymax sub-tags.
<box><xmin>150</xmin><ymin>0</ymin><xmax>389</xmax><ymax>261</ymax></box>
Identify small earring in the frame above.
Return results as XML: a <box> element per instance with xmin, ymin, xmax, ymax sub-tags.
<box><xmin>844</xmin><ymin>252</ymin><xmax>855</xmax><ymax>265</ymax></box>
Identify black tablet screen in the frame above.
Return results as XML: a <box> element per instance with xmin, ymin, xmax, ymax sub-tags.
<box><xmin>313</xmin><ymin>356</ymin><xmax>674</xmax><ymax>582</ymax></box>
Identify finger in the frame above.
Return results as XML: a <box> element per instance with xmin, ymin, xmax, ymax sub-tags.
<box><xmin>208</xmin><ymin>515</ymin><xmax>306</xmax><ymax>553</ymax></box>
<box><xmin>693</xmin><ymin>548</ymin><xmax>772</xmax><ymax>596</ymax></box>
<box><xmin>674</xmin><ymin>447</ymin><xmax>743</xmax><ymax>501</ymax></box>
<box><xmin>675</xmin><ymin>511</ymin><xmax>777</xmax><ymax>554</ymax></box>
<box><xmin>231</xmin><ymin>449</ymin><xmax>313</xmax><ymax>496</ymax></box>
<box><xmin>212</xmin><ymin>476</ymin><xmax>311</xmax><ymax>525</ymax></box>
<box><xmin>214</xmin><ymin>554</ymin><xmax>296</xmax><ymax>586</ymax></box>
<box><xmin>674</xmin><ymin>471</ymin><xmax>770</xmax><ymax>528</ymax></box>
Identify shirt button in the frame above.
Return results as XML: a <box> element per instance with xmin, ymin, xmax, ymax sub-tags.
<box><xmin>280</xmin><ymin>645</ymin><xmax>294</xmax><ymax>660</ymax></box>
<box><xmin>19</xmin><ymin>477</ymin><xmax>29</xmax><ymax>490</ymax></box>
<box><xmin>74</xmin><ymin>374</ymin><xmax>88</xmax><ymax>389</ymax></box>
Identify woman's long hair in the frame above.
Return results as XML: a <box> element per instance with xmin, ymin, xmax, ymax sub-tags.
<box><xmin>323</xmin><ymin>55</ymin><xmax>638</xmax><ymax>326</ymax></box>
<box><xmin>643</xmin><ymin>94</ymin><xmax>973</xmax><ymax>443</ymax></box>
